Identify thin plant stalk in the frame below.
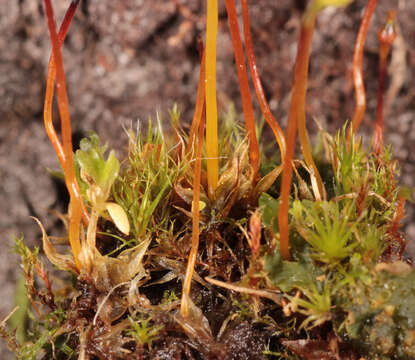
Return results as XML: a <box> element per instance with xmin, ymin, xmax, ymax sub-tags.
<box><xmin>294</xmin><ymin>13</ymin><xmax>326</xmax><ymax>201</ymax></box>
<box><xmin>43</xmin><ymin>0</ymin><xmax>82</xmax><ymax>270</ymax></box>
<box><xmin>351</xmin><ymin>0</ymin><xmax>377</xmax><ymax>135</ymax></box>
<box><xmin>44</xmin><ymin>1</ymin><xmax>77</xmax><ymax>174</ymax></box>
<box><xmin>279</xmin><ymin>0</ymin><xmax>351</xmax><ymax>260</ymax></box>
<box><xmin>182</xmin><ymin>40</ymin><xmax>206</xmax><ymax>317</ymax></box>
<box><xmin>374</xmin><ymin>11</ymin><xmax>396</xmax><ymax>156</ymax></box>
<box><xmin>240</xmin><ymin>0</ymin><xmax>286</xmax><ymax>161</ymax></box>
<box><xmin>186</xmin><ymin>51</ymin><xmax>205</xmax><ymax>155</ymax></box>
<box><xmin>181</xmin><ymin>106</ymin><xmax>205</xmax><ymax>318</ymax></box>
<box><xmin>225</xmin><ymin>0</ymin><xmax>260</xmax><ymax>181</ymax></box>
<box><xmin>44</xmin><ymin>0</ymin><xmax>89</xmax><ymax>226</ymax></box>
<box><xmin>205</xmin><ymin>0</ymin><xmax>219</xmax><ymax>198</ymax></box>
<box><xmin>278</xmin><ymin>36</ymin><xmax>306</xmax><ymax>260</ymax></box>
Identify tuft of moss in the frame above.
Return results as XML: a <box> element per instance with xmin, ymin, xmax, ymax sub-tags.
<box><xmin>2</xmin><ymin>0</ymin><xmax>414</xmax><ymax>359</ymax></box>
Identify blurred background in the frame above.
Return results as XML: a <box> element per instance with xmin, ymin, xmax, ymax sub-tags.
<box><xmin>1</xmin><ymin>0</ymin><xmax>414</xmax><ymax>357</ymax></box>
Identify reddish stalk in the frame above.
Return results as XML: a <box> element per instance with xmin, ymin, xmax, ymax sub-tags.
<box><xmin>182</xmin><ymin>39</ymin><xmax>208</xmax><ymax>317</ymax></box>
<box><xmin>351</xmin><ymin>0</ymin><xmax>377</xmax><ymax>135</ymax></box>
<box><xmin>43</xmin><ymin>0</ymin><xmax>82</xmax><ymax>270</ymax></box>
<box><xmin>294</xmin><ymin>16</ymin><xmax>326</xmax><ymax>201</ymax></box>
<box><xmin>181</xmin><ymin>104</ymin><xmax>205</xmax><ymax>319</ymax></box>
<box><xmin>44</xmin><ymin>1</ymin><xmax>78</xmax><ymax>166</ymax></box>
<box><xmin>278</xmin><ymin>28</ymin><xmax>308</xmax><ymax>260</ymax></box>
<box><xmin>279</xmin><ymin>0</ymin><xmax>351</xmax><ymax>260</ymax></box>
<box><xmin>279</xmin><ymin>15</ymin><xmax>320</xmax><ymax>259</ymax></box>
<box><xmin>374</xmin><ymin>11</ymin><xmax>396</xmax><ymax>156</ymax></box>
<box><xmin>225</xmin><ymin>0</ymin><xmax>260</xmax><ymax>181</ymax></box>
<box><xmin>186</xmin><ymin>52</ymin><xmax>206</xmax><ymax>155</ymax></box>
<box><xmin>240</xmin><ymin>0</ymin><xmax>286</xmax><ymax>161</ymax></box>
<box><xmin>44</xmin><ymin>0</ymin><xmax>89</xmax><ymax>226</ymax></box>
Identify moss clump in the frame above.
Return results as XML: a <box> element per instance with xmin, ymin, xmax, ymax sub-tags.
<box><xmin>3</xmin><ymin>114</ymin><xmax>412</xmax><ymax>359</ymax></box>
<box><xmin>1</xmin><ymin>0</ymin><xmax>413</xmax><ymax>359</ymax></box>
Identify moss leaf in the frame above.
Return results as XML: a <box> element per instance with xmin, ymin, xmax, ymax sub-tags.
<box><xmin>259</xmin><ymin>192</ymin><xmax>279</xmax><ymax>233</ymax></box>
<box><xmin>264</xmin><ymin>250</ymin><xmax>319</xmax><ymax>292</ymax></box>
<box><xmin>105</xmin><ymin>202</ymin><xmax>130</xmax><ymax>235</ymax></box>
<box><xmin>32</xmin><ymin>217</ymin><xmax>78</xmax><ymax>274</ymax></box>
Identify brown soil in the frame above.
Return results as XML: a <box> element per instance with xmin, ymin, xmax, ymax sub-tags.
<box><xmin>1</xmin><ymin>0</ymin><xmax>414</xmax><ymax>358</ymax></box>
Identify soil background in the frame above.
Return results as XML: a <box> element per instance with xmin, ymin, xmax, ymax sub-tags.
<box><xmin>1</xmin><ymin>0</ymin><xmax>414</xmax><ymax>358</ymax></box>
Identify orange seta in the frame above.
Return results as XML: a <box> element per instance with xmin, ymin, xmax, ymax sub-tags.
<box><xmin>43</xmin><ymin>0</ymin><xmax>89</xmax><ymax>227</ymax></box>
<box><xmin>181</xmin><ymin>106</ymin><xmax>205</xmax><ymax>318</ymax></box>
<box><xmin>279</xmin><ymin>0</ymin><xmax>352</xmax><ymax>260</ymax></box>
<box><xmin>374</xmin><ymin>11</ymin><xmax>396</xmax><ymax>156</ymax></box>
<box><xmin>240</xmin><ymin>0</ymin><xmax>286</xmax><ymax>161</ymax></box>
<box><xmin>43</xmin><ymin>0</ymin><xmax>82</xmax><ymax>270</ymax></box>
<box><xmin>279</xmin><ymin>16</ymin><xmax>319</xmax><ymax>260</ymax></box>
<box><xmin>225</xmin><ymin>0</ymin><xmax>260</xmax><ymax>181</ymax></box>
<box><xmin>205</xmin><ymin>0</ymin><xmax>219</xmax><ymax>198</ymax></box>
<box><xmin>351</xmin><ymin>0</ymin><xmax>378</xmax><ymax>136</ymax></box>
